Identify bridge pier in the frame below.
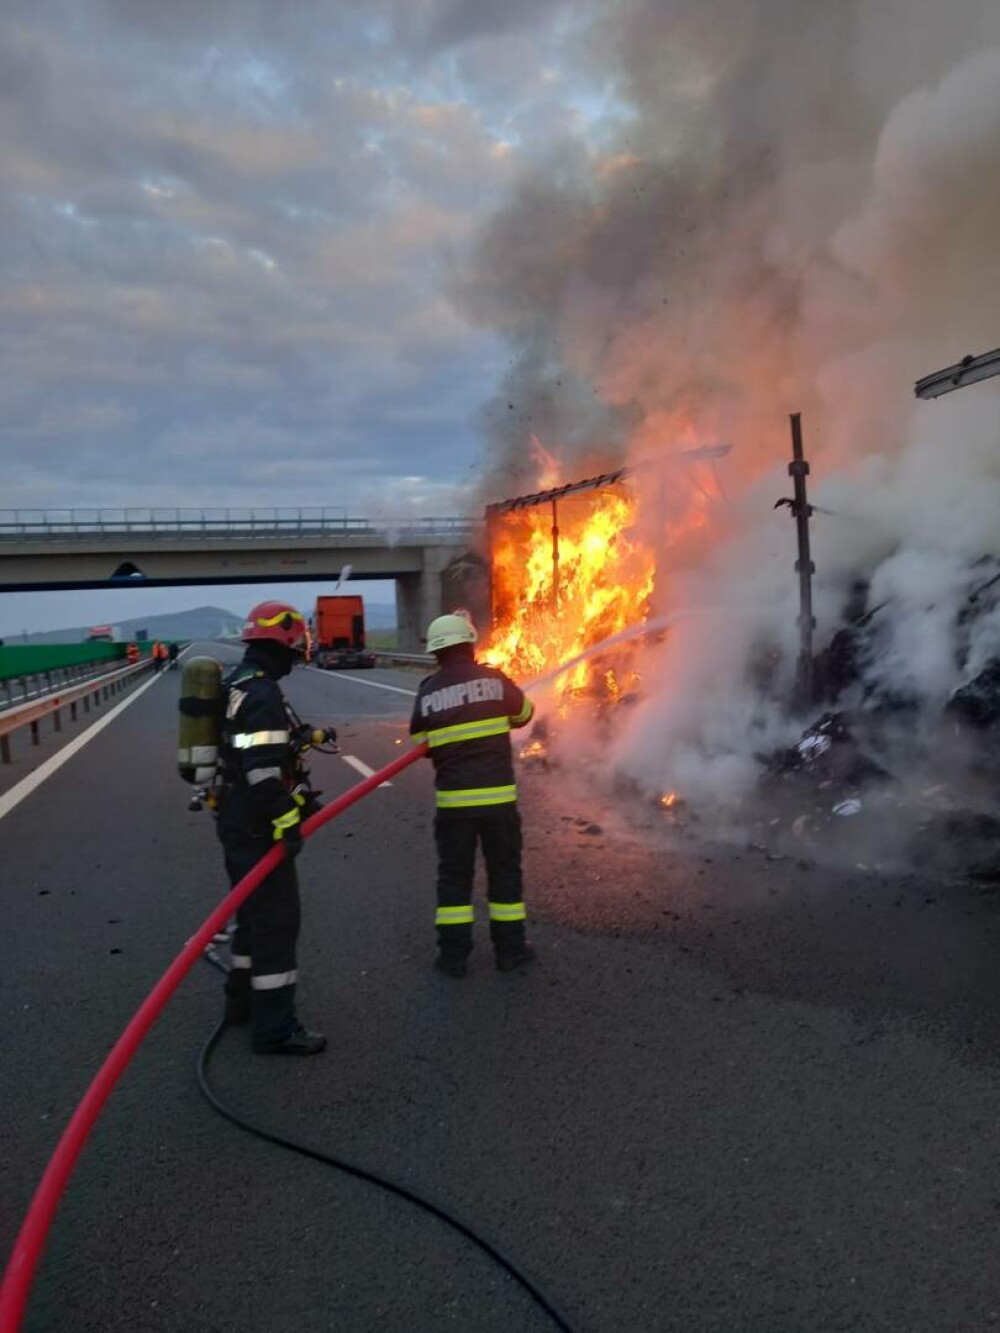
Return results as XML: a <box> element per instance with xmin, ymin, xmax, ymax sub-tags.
<box><xmin>395</xmin><ymin>546</ymin><xmax>457</xmax><ymax>654</ymax></box>
<box><xmin>396</xmin><ymin>548</ymin><xmax>492</xmax><ymax>653</ymax></box>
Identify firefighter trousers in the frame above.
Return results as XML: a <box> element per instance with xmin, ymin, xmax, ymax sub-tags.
<box><xmin>434</xmin><ymin>806</ymin><xmax>526</xmax><ymax>961</ymax></box>
<box><xmin>216</xmin><ymin>819</ymin><xmax>301</xmax><ymax>1044</ymax></box>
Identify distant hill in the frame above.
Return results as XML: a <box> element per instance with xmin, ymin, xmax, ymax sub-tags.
<box><xmin>19</xmin><ymin>606</ymin><xmax>245</xmax><ymax>645</ymax></box>
<box><xmin>16</xmin><ymin>598</ymin><xmax>398</xmax><ymax>644</ymax></box>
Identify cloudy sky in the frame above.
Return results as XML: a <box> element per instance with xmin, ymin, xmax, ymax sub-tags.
<box><xmin>6</xmin><ymin>0</ymin><xmax>1000</xmax><ymax>639</ymax></box>
<box><xmin>1</xmin><ymin>0</ymin><xmax>608</xmax><ymax>632</ymax></box>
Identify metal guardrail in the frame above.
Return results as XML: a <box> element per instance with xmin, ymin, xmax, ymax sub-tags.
<box><xmin>0</xmin><ymin>508</ymin><xmax>479</xmax><ymax>542</ymax></box>
<box><xmin>1</xmin><ymin>660</ymin><xmax>118</xmax><ymax>711</ymax></box>
<box><xmin>0</xmin><ymin>660</ymin><xmax>152</xmax><ymax>764</ymax></box>
<box><xmin>374</xmin><ymin>651</ymin><xmax>435</xmax><ymax>668</ymax></box>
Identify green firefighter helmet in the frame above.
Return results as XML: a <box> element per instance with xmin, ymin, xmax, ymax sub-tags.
<box><xmin>425</xmin><ymin>613</ymin><xmax>478</xmax><ymax>653</ymax></box>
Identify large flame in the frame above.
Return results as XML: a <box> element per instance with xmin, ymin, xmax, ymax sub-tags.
<box><xmin>483</xmin><ymin>458</ymin><xmax>656</xmax><ymax>706</ymax></box>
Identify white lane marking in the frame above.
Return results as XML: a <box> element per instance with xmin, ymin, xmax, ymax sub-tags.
<box><xmin>0</xmin><ymin>671</ymin><xmax>161</xmax><ymax>822</ymax></box>
<box><xmin>306</xmin><ymin>666</ymin><xmax>416</xmax><ymax>697</ymax></box>
<box><xmin>341</xmin><ymin>754</ymin><xmax>393</xmax><ymax>788</ymax></box>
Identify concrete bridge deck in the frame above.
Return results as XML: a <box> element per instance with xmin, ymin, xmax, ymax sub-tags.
<box><xmin>0</xmin><ymin>508</ymin><xmax>483</xmax><ymax>651</ymax></box>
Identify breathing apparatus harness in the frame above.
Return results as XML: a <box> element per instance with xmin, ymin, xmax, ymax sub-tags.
<box><xmin>281</xmin><ymin>694</ymin><xmax>341</xmax><ymax>816</ymax></box>
<box><xmin>178</xmin><ymin>655</ymin><xmax>339</xmax><ymax>815</ymax></box>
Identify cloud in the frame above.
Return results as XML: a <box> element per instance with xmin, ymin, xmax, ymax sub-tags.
<box><xmin>1</xmin><ymin>2</ymin><xmax>582</xmax><ymax>524</ymax></box>
<box><xmin>365</xmin><ymin>0</ymin><xmax>576</xmax><ymax>56</ymax></box>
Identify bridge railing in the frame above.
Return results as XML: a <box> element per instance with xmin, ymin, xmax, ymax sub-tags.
<box><xmin>0</xmin><ymin>509</ymin><xmax>478</xmax><ymax>542</ymax></box>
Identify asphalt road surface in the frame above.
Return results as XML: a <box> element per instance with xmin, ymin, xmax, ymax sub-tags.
<box><xmin>3</xmin><ymin>647</ymin><xmax>1000</xmax><ymax>1332</ymax></box>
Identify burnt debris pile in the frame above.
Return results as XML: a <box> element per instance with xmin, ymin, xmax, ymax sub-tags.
<box><xmin>753</xmin><ymin>563</ymin><xmax>1000</xmax><ymax>872</ymax></box>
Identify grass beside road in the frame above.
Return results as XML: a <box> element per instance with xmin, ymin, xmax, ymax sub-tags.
<box><xmin>367</xmin><ymin>629</ymin><xmax>399</xmax><ymax>650</ymax></box>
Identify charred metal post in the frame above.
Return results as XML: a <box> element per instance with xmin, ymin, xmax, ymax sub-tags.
<box><xmin>486</xmin><ymin>508</ymin><xmax>498</xmax><ymax>630</ymax></box>
<box><xmin>551</xmin><ymin>499</ymin><xmax>560</xmax><ymax>615</ymax></box>
<box><xmin>789</xmin><ymin>413</ymin><xmax>815</xmax><ymax>704</ymax></box>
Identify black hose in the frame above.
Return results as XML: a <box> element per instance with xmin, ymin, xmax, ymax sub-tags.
<box><xmin>195</xmin><ymin>1020</ymin><xmax>580</xmax><ymax>1333</ymax></box>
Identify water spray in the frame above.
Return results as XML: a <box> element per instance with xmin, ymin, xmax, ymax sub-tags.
<box><xmin>522</xmin><ymin>615</ymin><xmax>674</xmax><ymax>694</ymax></box>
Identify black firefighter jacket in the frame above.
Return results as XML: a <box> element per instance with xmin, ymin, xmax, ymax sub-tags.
<box><xmin>219</xmin><ymin>658</ymin><xmax>299</xmax><ymax>838</ymax></box>
<box><xmin>409</xmin><ymin>656</ymin><xmax>534</xmax><ymax>810</ymax></box>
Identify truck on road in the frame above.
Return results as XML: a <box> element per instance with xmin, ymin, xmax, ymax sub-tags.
<box><xmin>312</xmin><ymin>594</ymin><xmax>377</xmax><ymax>669</ymax></box>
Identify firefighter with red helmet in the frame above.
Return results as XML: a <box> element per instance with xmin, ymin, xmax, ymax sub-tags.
<box><xmin>216</xmin><ymin>600</ymin><xmax>326</xmax><ymax>1055</ymax></box>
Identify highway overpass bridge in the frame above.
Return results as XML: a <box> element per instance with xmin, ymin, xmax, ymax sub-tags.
<box><xmin>0</xmin><ymin>508</ymin><xmax>483</xmax><ymax>651</ymax></box>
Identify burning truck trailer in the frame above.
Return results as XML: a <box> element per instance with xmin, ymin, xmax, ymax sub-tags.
<box><xmin>474</xmin><ymin>445</ymin><xmax>788</xmax><ymax>795</ymax></box>
<box><xmin>480</xmin><ymin>467</ymin><xmax>659</xmax><ymax>761</ymax></box>
<box><xmin>476</xmin><ymin>448</ymin><xmax>864</xmax><ymax>815</ymax></box>
<box><xmin>475</xmin><ymin>441</ymin><xmax>834</xmax><ymax>804</ymax></box>
<box><xmin>474</xmin><ymin>409</ymin><xmax>1000</xmax><ymax>879</ymax></box>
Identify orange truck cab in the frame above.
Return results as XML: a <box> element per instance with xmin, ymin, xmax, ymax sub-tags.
<box><xmin>312</xmin><ymin>595</ymin><xmax>377</xmax><ymax>670</ymax></box>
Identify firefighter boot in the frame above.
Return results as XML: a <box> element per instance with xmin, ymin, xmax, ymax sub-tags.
<box><xmin>253</xmin><ymin>1025</ymin><xmax>327</xmax><ymax>1056</ymax></box>
<box><xmin>434</xmin><ymin>921</ymin><xmax>472</xmax><ymax>978</ymax></box>
<box><xmin>434</xmin><ymin>952</ymin><xmax>468</xmax><ymax>978</ymax></box>
<box><xmin>495</xmin><ymin>941</ymin><xmax>537</xmax><ymax>973</ymax></box>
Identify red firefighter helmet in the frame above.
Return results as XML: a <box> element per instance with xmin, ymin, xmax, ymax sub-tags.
<box><xmin>242</xmin><ymin>600</ymin><xmax>307</xmax><ymax>652</ymax></box>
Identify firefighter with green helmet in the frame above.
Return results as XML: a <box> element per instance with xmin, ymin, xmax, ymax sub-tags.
<box><xmin>410</xmin><ymin>613</ymin><xmax>536</xmax><ymax>977</ymax></box>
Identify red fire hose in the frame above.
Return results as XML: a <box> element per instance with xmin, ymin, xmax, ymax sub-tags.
<box><xmin>0</xmin><ymin>742</ymin><xmax>427</xmax><ymax>1332</ymax></box>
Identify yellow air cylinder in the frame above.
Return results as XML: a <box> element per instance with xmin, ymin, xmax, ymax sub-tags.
<box><xmin>178</xmin><ymin>656</ymin><xmax>223</xmax><ymax>783</ymax></box>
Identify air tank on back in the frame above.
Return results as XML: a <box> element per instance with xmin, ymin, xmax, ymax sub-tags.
<box><xmin>178</xmin><ymin>656</ymin><xmax>223</xmax><ymax>784</ymax></box>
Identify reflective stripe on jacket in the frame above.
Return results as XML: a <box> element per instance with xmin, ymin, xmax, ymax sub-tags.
<box><xmin>410</xmin><ymin>657</ymin><xmax>533</xmax><ymax>809</ymax></box>
<box><xmin>219</xmin><ymin>664</ymin><xmax>294</xmax><ymax>793</ymax></box>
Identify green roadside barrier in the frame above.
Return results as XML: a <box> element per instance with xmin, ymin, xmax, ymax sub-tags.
<box><xmin>0</xmin><ymin>643</ymin><xmax>127</xmax><ymax>682</ymax></box>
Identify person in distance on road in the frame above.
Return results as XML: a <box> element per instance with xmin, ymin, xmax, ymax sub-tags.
<box><xmin>215</xmin><ymin>600</ymin><xmax>326</xmax><ymax>1055</ymax></box>
<box><xmin>410</xmin><ymin>613</ymin><xmax>536</xmax><ymax>978</ymax></box>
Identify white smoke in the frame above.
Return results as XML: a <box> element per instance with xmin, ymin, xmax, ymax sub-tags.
<box><xmin>618</xmin><ymin>40</ymin><xmax>1000</xmax><ymax>808</ymax></box>
<box><xmin>456</xmin><ymin>2</ymin><xmax>1000</xmax><ymax>816</ymax></box>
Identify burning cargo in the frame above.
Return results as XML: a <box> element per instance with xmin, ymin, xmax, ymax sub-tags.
<box><xmin>482</xmin><ymin>465</ymin><xmax>656</xmax><ymax>712</ymax></box>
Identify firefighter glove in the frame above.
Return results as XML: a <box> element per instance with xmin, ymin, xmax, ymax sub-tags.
<box><xmin>290</xmin><ymin>781</ymin><xmax>321</xmax><ymax>818</ymax></box>
<box><xmin>271</xmin><ymin>794</ymin><xmax>304</xmax><ymax>857</ymax></box>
